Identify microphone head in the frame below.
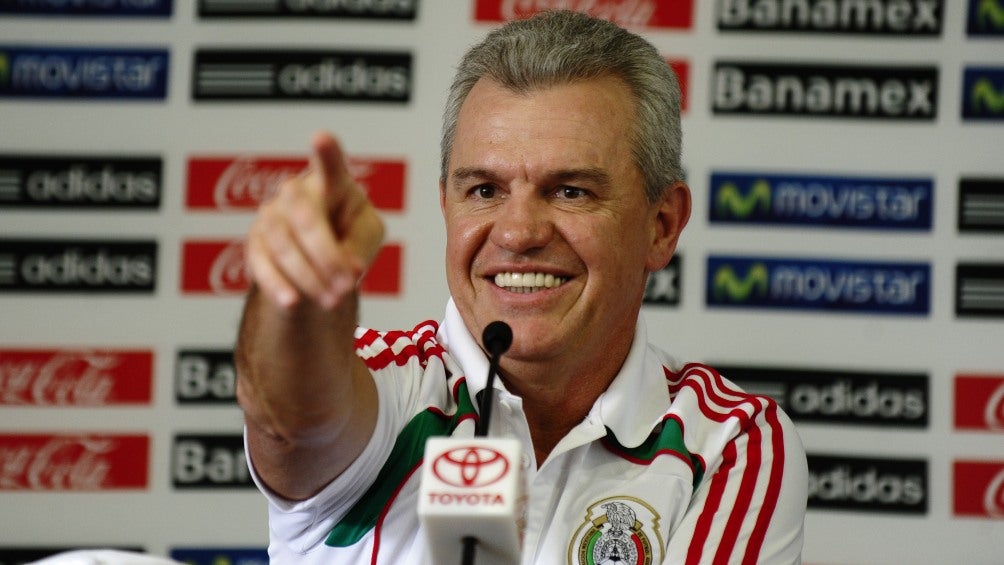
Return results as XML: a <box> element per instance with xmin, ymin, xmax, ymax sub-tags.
<box><xmin>482</xmin><ymin>321</ymin><xmax>513</xmax><ymax>357</ymax></box>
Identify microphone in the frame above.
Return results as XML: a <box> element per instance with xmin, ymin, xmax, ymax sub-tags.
<box><xmin>476</xmin><ymin>321</ymin><xmax>512</xmax><ymax>437</ymax></box>
<box><xmin>418</xmin><ymin>321</ymin><xmax>522</xmax><ymax>565</ymax></box>
<box><xmin>482</xmin><ymin>320</ymin><xmax>513</xmax><ymax>358</ymax></box>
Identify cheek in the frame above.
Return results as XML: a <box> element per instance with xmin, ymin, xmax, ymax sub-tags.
<box><xmin>564</xmin><ymin>214</ymin><xmax>627</xmax><ymax>251</ymax></box>
<box><xmin>575</xmin><ymin>222</ymin><xmax>650</xmax><ymax>277</ymax></box>
<box><xmin>444</xmin><ymin>215</ymin><xmax>490</xmax><ymax>267</ymax></box>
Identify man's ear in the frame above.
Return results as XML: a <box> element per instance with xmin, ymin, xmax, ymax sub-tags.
<box><xmin>646</xmin><ymin>181</ymin><xmax>691</xmax><ymax>272</ymax></box>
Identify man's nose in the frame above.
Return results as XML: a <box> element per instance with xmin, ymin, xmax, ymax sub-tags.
<box><xmin>490</xmin><ymin>192</ymin><xmax>554</xmax><ymax>253</ymax></box>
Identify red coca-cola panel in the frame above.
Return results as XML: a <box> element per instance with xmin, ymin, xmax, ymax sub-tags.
<box><xmin>0</xmin><ymin>433</ymin><xmax>149</xmax><ymax>491</ymax></box>
<box><xmin>0</xmin><ymin>349</ymin><xmax>153</xmax><ymax>406</ymax></box>
<box><xmin>953</xmin><ymin>460</ymin><xmax>1004</xmax><ymax>518</ymax></box>
<box><xmin>473</xmin><ymin>0</ymin><xmax>694</xmax><ymax>30</ymax></box>
<box><xmin>180</xmin><ymin>240</ymin><xmax>249</xmax><ymax>295</ymax></box>
<box><xmin>360</xmin><ymin>243</ymin><xmax>402</xmax><ymax>295</ymax></box>
<box><xmin>955</xmin><ymin>374</ymin><xmax>1004</xmax><ymax>432</ymax></box>
<box><xmin>186</xmin><ymin>156</ymin><xmax>406</xmax><ymax>212</ymax></box>
<box><xmin>181</xmin><ymin>239</ymin><xmax>403</xmax><ymax>296</ymax></box>
<box><xmin>668</xmin><ymin>59</ymin><xmax>689</xmax><ymax>113</ymax></box>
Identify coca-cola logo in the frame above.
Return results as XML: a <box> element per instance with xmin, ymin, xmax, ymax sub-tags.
<box><xmin>213</xmin><ymin>157</ymin><xmax>305</xmax><ymax>210</ymax></box>
<box><xmin>208</xmin><ymin>240</ymin><xmax>249</xmax><ymax>293</ymax></box>
<box><xmin>182</xmin><ymin>239</ymin><xmax>402</xmax><ymax>296</ymax></box>
<box><xmin>186</xmin><ymin>156</ymin><xmax>406</xmax><ymax>212</ymax></box>
<box><xmin>432</xmin><ymin>446</ymin><xmax>510</xmax><ymax>488</ymax></box>
<box><xmin>473</xmin><ymin>0</ymin><xmax>694</xmax><ymax>29</ymax></box>
<box><xmin>2</xmin><ymin>352</ymin><xmax>114</xmax><ymax>405</ymax></box>
<box><xmin>0</xmin><ymin>434</ymin><xmax>149</xmax><ymax>491</ymax></box>
<box><xmin>496</xmin><ymin>0</ymin><xmax>656</xmax><ymax>27</ymax></box>
<box><xmin>985</xmin><ymin>469</ymin><xmax>1004</xmax><ymax>517</ymax></box>
<box><xmin>985</xmin><ymin>384</ymin><xmax>1004</xmax><ymax>431</ymax></box>
<box><xmin>0</xmin><ymin>349</ymin><xmax>153</xmax><ymax>406</ymax></box>
<box><xmin>181</xmin><ymin>240</ymin><xmax>250</xmax><ymax>294</ymax></box>
<box><xmin>954</xmin><ymin>375</ymin><xmax>1004</xmax><ymax>432</ymax></box>
<box><xmin>954</xmin><ymin>460</ymin><xmax>1004</xmax><ymax>518</ymax></box>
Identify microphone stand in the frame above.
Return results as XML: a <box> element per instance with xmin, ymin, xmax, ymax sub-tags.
<box><xmin>462</xmin><ymin>321</ymin><xmax>512</xmax><ymax>565</ymax></box>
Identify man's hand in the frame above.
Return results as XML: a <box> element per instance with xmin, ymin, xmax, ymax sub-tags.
<box><xmin>236</xmin><ymin>132</ymin><xmax>382</xmax><ymax>500</ymax></box>
<box><xmin>246</xmin><ymin>131</ymin><xmax>385</xmax><ymax>310</ymax></box>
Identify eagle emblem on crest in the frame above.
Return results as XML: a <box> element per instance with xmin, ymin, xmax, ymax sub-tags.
<box><xmin>568</xmin><ymin>496</ymin><xmax>664</xmax><ymax>565</ymax></box>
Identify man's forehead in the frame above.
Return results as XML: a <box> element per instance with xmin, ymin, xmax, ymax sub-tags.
<box><xmin>449</xmin><ymin>165</ymin><xmax>613</xmax><ymax>186</ymax></box>
<box><xmin>446</xmin><ymin>75</ymin><xmax>638</xmax><ymax>185</ymax></box>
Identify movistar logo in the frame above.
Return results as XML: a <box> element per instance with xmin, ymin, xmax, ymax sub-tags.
<box><xmin>978</xmin><ymin>0</ymin><xmax>1004</xmax><ymax>31</ymax></box>
<box><xmin>0</xmin><ymin>46</ymin><xmax>169</xmax><ymax>99</ymax></box>
<box><xmin>706</xmin><ymin>256</ymin><xmax>931</xmax><ymax>315</ymax></box>
<box><xmin>0</xmin><ymin>1</ymin><xmax>172</xmax><ymax>16</ymax></box>
<box><xmin>963</xmin><ymin>68</ymin><xmax>1004</xmax><ymax>119</ymax></box>
<box><xmin>715</xmin><ymin>179</ymin><xmax>771</xmax><ymax>219</ymax></box>
<box><xmin>709</xmin><ymin>171</ymin><xmax>932</xmax><ymax>229</ymax></box>
<box><xmin>711</xmin><ymin>262</ymin><xmax>769</xmax><ymax>302</ymax></box>
<box><xmin>972</xmin><ymin>78</ymin><xmax>1004</xmax><ymax>114</ymax></box>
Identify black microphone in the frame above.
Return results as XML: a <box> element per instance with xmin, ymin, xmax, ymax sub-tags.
<box><xmin>482</xmin><ymin>320</ymin><xmax>513</xmax><ymax>357</ymax></box>
<box><xmin>476</xmin><ymin>321</ymin><xmax>512</xmax><ymax>438</ymax></box>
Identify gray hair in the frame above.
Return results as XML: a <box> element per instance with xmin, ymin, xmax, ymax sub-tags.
<box><xmin>439</xmin><ymin>10</ymin><xmax>683</xmax><ymax>203</ymax></box>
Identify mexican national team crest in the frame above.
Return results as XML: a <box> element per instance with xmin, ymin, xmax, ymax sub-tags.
<box><xmin>568</xmin><ymin>496</ymin><xmax>664</xmax><ymax>565</ymax></box>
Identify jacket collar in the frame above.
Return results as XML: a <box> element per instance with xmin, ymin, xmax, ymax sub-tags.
<box><xmin>438</xmin><ymin>298</ymin><xmax>670</xmax><ymax>449</ymax></box>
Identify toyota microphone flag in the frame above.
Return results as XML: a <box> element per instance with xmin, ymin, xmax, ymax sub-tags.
<box><xmin>419</xmin><ymin>436</ymin><xmax>523</xmax><ymax>565</ymax></box>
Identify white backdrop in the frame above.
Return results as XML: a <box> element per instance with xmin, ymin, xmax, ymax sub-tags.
<box><xmin>1</xmin><ymin>1</ymin><xmax>1002</xmax><ymax>564</ymax></box>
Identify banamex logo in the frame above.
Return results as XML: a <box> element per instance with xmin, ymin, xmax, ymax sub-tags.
<box><xmin>432</xmin><ymin>446</ymin><xmax>510</xmax><ymax>488</ymax></box>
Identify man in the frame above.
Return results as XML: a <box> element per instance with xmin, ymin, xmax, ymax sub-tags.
<box><xmin>236</xmin><ymin>10</ymin><xmax>807</xmax><ymax>564</ymax></box>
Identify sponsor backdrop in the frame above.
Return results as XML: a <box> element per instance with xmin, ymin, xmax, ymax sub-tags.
<box><xmin>0</xmin><ymin>1</ymin><xmax>1001</xmax><ymax>563</ymax></box>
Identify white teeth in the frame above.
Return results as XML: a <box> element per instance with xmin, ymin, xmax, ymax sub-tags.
<box><xmin>494</xmin><ymin>272</ymin><xmax>565</xmax><ymax>292</ymax></box>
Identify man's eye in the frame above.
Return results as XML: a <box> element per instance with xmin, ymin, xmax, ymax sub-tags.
<box><xmin>557</xmin><ymin>186</ymin><xmax>587</xmax><ymax>199</ymax></box>
<box><xmin>474</xmin><ymin>185</ymin><xmax>496</xmax><ymax>199</ymax></box>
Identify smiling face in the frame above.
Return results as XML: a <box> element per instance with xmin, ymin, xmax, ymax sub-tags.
<box><xmin>440</xmin><ymin>76</ymin><xmax>689</xmax><ymax>379</ymax></box>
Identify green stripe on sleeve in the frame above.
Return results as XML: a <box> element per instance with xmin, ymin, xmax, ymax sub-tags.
<box><xmin>325</xmin><ymin>381</ymin><xmax>477</xmax><ymax>547</ymax></box>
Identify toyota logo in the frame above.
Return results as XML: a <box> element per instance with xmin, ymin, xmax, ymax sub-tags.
<box><xmin>432</xmin><ymin>446</ymin><xmax>510</xmax><ymax>488</ymax></box>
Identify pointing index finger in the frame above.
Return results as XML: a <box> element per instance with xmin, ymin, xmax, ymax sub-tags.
<box><xmin>310</xmin><ymin>131</ymin><xmax>352</xmax><ymax>211</ymax></box>
<box><xmin>308</xmin><ymin>131</ymin><xmax>371</xmax><ymax>282</ymax></box>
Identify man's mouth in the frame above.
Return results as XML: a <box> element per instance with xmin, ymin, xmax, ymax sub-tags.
<box><xmin>493</xmin><ymin>272</ymin><xmax>567</xmax><ymax>293</ymax></box>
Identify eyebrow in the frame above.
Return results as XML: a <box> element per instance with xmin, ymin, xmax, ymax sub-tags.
<box><xmin>450</xmin><ymin>166</ymin><xmax>612</xmax><ymax>188</ymax></box>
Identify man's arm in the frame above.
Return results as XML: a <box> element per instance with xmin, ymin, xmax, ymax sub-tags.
<box><xmin>666</xmin><ymin>391</ymin><xmax>808</xmax><ymax>564</ymax></box>
<box><xmin>235</xmin><ymin>132</ymin><xmax>385</xmax><ymax>501</ymax></box>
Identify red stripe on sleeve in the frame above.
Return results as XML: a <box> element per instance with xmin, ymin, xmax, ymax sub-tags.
<box><xmin>687</xmin><ymin>440</ymin><xmax>737</xmax><ymax>565</ymax></box>
<box><xmin>742</xmin><ymin>403</ymin><xmax>786</xmax><ymax>565</ymax></box>
<box><xmin>719</xmin><ymin>420</ymin><xmax>763</xmax><ymax>560</ymax></box>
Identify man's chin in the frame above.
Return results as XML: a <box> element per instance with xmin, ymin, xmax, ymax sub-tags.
<box><xmin>497</xmin><ymin>322</ymin><xmax>567</xmax><ymax>358</ymax></box>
